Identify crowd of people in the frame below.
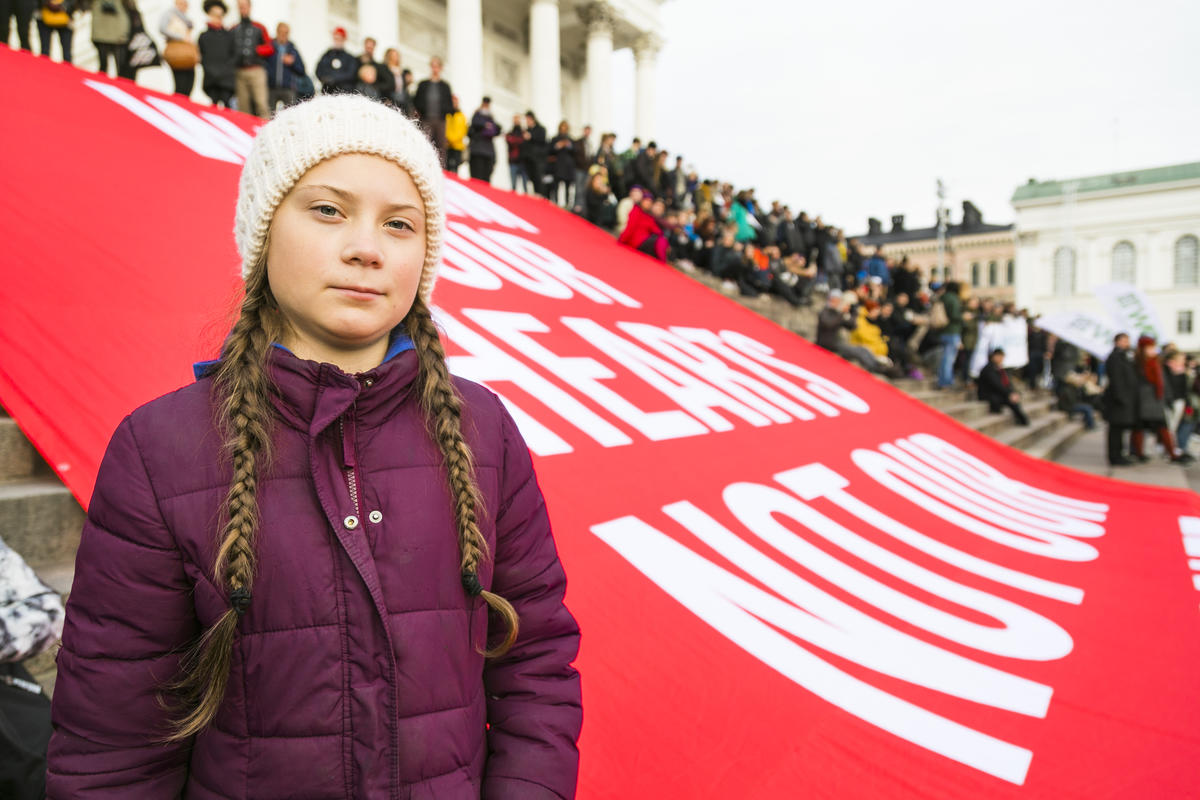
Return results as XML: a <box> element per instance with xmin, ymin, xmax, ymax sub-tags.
<box><xmin>7</xmin><ymin>6</ymin><xmax>1198</xmax><ymax>472</ymax></box>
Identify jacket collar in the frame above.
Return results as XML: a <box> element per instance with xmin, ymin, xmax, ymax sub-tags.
<box><xmin>194</xmin><ymin>335</ymin><xmax>421</xmax><ymax>437</ymax></box>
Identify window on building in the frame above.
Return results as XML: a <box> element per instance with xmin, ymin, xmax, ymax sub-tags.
<box><xmin>1006</xmin><ymin>259</ymin><xmax>1015</xmax><ymax>285</ymax></box>
<box><xmin>1112</xmin><ymin>241</ymin><xmax>1136</xmax><ymax>284</ymax></box>
<box><xmin>1053</xmin><ymin>246</ymin><xmax>1076</xmax><ymax>295</ymax></box>
<box><xmin>1180</xmin><ymin>310</ymin><xmax>1194</xmax><ymax>335</ymax></box>
<box><xmin>970</xmin><ymin>263</ymin><xmax>980</xmax><ymax>287</ymax></box>
<box><xmin>988</xmin><ymin>261</ymin><xmax>998</xmax><ymax>286</ymax></box>
<box><xmin>1175</xmin><ymin>235</ymin><xmax>1199</xmax><ymax>286</ymax></box>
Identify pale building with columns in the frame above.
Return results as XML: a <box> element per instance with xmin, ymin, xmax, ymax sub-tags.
<box><xmin>22</xmin><ymin>0</ymin><xmax>666</xmax><ymax>187</ymax></box>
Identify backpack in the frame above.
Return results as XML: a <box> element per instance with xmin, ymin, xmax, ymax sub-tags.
<box><xmin>929</xmin><ymin>299</ymin><xmax>949</xmax><ymax>330</ymax></box>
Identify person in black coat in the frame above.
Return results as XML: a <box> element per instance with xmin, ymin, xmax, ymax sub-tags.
<box><xmin>548</xmin><ymin>121</ymin><xmax>577</xmax><ymax>208</ymax></box>
<box><xmin>521</xmin><ymin>111</ymin><xmax>548</xmax><ymax>198</ymax></box>
<box><xmin>977</xmin><ymin>348</ymin><xmax>1030</xmax><ymax>425</ymax></box>
<box><xmin>358</xmin><ymin>36</ymin><xmax>393</xmax><ymax>98</ymax></box>
<box><xmin>1103</xmin><ymin>332</ymin><xmax>1137</xmax><ymax>465</ymax></box>
<box><xmin>467</xmin><ymin>96</ymin><xmax>499</xmax><ymax>183</ymax></box>
<box><xmin>315</xmin><ymin>27</ymin><xmax>356</xmax><ymax>94</ymax></box>
<box><xmin>198</xmin><ymin>0</ymin><xmax>236</xmax><ymax>107</ymax></box>
<box><xmin>413</xmin><ymin>56</ymin><xmax>453</xmax><ymax>163</ymax></box>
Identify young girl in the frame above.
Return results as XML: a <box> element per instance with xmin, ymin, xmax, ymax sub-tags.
<box><xmin>47</xmin><ymin>95</ymin><xmax>582</xmax><ymax>798</ymax></box>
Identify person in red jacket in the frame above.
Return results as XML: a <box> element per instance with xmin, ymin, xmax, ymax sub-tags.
<box><xmin>47</xmin><ymin>94</ymin><xmax>581</xmax><ymax>798</ymax></box>
<box><xmin>619</xmin><ymin>195</ymin><xmax>668</xmax><ymax>261</ymax></box>
<box><xmin>230</xmin><ymin>0</ymin><xmax>273</xmax><ymax>117</ymax></box>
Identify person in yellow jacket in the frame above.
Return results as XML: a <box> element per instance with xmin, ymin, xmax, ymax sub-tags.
<box><xmin>849</xmin><ymin>301</ymin><xmax>890</xmax><ymax>358</ymax></box>
<box><xmin>444</xmin><ymin>94</ymin><xmax>468</xmax><ymax>174</ymax></box>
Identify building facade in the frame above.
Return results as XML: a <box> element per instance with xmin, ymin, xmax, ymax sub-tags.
<box><xmin>1011</xmin><ymin>162</ymin><xmax>1200</xmax><ymax>351</ymax></box>
<box><xmin>23</xmin><ymin>0</ymin><xmax>664</xmax><ymax>184</ymax></box>
<box><xmin>855</xmin><ymin>202</ymin><xmax>1016</xmax><ymax>301</ymax></box>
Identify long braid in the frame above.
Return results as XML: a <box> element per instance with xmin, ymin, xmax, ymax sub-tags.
<box><xmin>165</xmin><ymin>259</ymin><xmax>283</xmax><ymax>741</ymax></box>
<box><xmin>405</xmin><ymin>296</ymin><xmax>519</xmax><ymax>656</ymax></box>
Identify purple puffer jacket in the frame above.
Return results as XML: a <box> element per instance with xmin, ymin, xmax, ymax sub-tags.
<box><xmin>47</xmin><ymin>347</ymin><xmax>582</xmax><ymax>799</ymax></box>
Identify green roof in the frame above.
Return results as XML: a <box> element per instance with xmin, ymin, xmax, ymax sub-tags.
<box><xmin>1011</xmin><ymin>161</ymin><xmax>1200</xmax><ymax>203</ymax></box>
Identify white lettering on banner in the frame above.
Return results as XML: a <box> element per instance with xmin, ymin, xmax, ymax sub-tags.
<box><xmin>853</xmin><ymin>448</ymin><xmax>1100</xmax><ymax>562</ymax></box>
<box><xmin>591</xmin><ymin>434</ymin><xmax>1109</xmax><ymax>784</ymax></box>
<box><xmin>441</xmin><ymin>310</ymin><xmax>874</xmax><ymax>455</ymax></box>
<box><xmin>440</xmin><ymin>243</ymin><xmax>505</xmax><ymax>291</ymax></box>
<box><xmin>462</xmin><ymin>310</ymin><xmax>705</xmax><ymax>442</ymax></box>
<box><xmin>901</xmin><ymin>434</ymin><xmax>1108</xmax><ymax>520</ymax></box>
<box><xmin>441</xmin><ymin>222</ymin><xmax>641</xmax><ymax>307</ymax></box>
<box><xmin>887</xmin><ymin>440</ymin><xmax>1106</xmax><ymax>538</ymax></box>
<box><xmin>591</xmin><ymin>513</ymin><xmax>1037</xmax><ymax>786</ymax></box>
<box><xmin>434</xmin><ymin>309</ymin><xmax>574</xmax><ymax>455</ymax></box>
<box><xmin>86</xmin><ymin>80</ymin><xmax>254</xmax><ymax>164</ymax></box>
<box><xmin>618</xmin><ymin>324</ymin><xmax>813</xmax><ymax>422</ymax></box>
<box><xmin>711</xmin><ymin>329</ymin><xmax>871</xmax><ymax>414</ymax></box>
<box><xmin>480</xmin><ymin>229</ymin><xmax>641</xmax><ymax>307</ymax></box>
<box><xmin>776</xmin><ymin>463</ymin><xmax>1085</xmax><ymax>604</ymax></box>
<box><xmin>444</xmin><ymin>180</ymin><xmax>540</xmax><ymax>233</ymax></box>
<box><xmin>718</xmin><ymin>481</ymin><xmax>1074</xmax><ymax>659</ymax></box>
<box><xmin>562</xmin><ymin>318</ymin><xmax>774</xmax><ymax>432</ymax></box>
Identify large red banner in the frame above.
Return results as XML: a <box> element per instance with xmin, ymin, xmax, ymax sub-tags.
<box><xmin>3</xmin><ymin>49</ymin><xmax>1200</xmax><ymax>798</ymax></box>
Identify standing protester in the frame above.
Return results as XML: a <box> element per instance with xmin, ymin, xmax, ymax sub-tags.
<box><xmin>358</xmin><ymin>36</ymin><xmax>393</xmax><ymax>98</ymax></box>
<box><xmin>1163</xmin><ymin>351</ymin><xmax>1195</xmax><ymax>464</ymax></box>
<box><xmin>936</xmin><ymin>281</ymin><xmax>964</xmax><ymax>389</ymax></box>
<box><xmin>158</xmin><ymin>0</ymin><xmax>196</xmax><ymax>96</ymax></box>
<box><xmin>413</xmin><ymin>56</ymin><xmax>452</xmax><ymax>164</ymax></box>
<box><xmin>467</xmin><ymin>95</ymin><xmax>499</xmax><ymax>183</ymax></box>
<box><xmin>197</xmin><ymin>0</ymin><xmax>234</xmax><ymax>107</ymax></box>
<box><xmin>443</xmin><ymin>94</ymin><xmax>467</xmax><ymax>173</ymax></box>
<box><xmin>36</xmin><ymin>0</ymin><xmax>75</xmax><ymax>62</ymax></box>
<box><xmin>522</xmin><ymin>110</ymin><xmax>547</xmax><ymax>197</ymax></box>
<box><xmin>46</xmin><ymin>94</ymin><xmax>582</xmax><ymax>798</ymax></box>
<box><xmin>549</xmin><ymin>121</ymin><xmax>576</xmax><ymax>208</ymax></box>
<box><xmin>88</xmin><ymin>0</ymin><xmax>130</xmax><ymax>78</ymax></box>
<box><xmin>1102</xmin><ymin>332</ymin><xmax>1138</xmax><ymax>465</ymax></box>
<box><xmin>264</xmin><ymin>21</ymin><xmax>304</xmax><ymax>112</ymax></box>
<box><xmin>315</xmin><ymin>26</ymin><xmax>355</xmax><ymax>94</ymax></box>
<box><xmin>2</xmin><ymin>0</ymin><xmax>34</xmax><ymax>51</ymax></box>
<box><xmin>1130</xmin><ymin>335</ymin><xmax>1185</xmax><ymax>463</ymax></box>
<box><xmin>505</xmin><ymin>114</ymin><xmax>527</xmax><ymax>192</ymax></box>
<box><xmin>572</xmin><ymin>124</ymin><xmax>593</xmax><ymax>211</ymax></box>
<box><xmin>382</xmin><ymin>48</ymin><xmax>410</xmax><ymax>112</ymax></box>
<box><xmin>231</xmin><ymin>0</ymin><xmax>272</xmax><ymax>118</ymax></box>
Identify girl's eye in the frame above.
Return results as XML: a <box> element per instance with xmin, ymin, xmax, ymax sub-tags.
<box><xmin>386</xmin><ymin>220</ymin><xmax>414</xmax><ymax>232</ymax></box>
<box><xmin>314</xmin><ymin>205</ymin><xmax>340</xmax><ymax>217</ymax></box>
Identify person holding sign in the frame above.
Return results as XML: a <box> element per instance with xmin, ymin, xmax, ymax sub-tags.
<box><xmin>46</xmin><ymin>95</ymin><xmax>582</xmax><ymax>797</ymax></box>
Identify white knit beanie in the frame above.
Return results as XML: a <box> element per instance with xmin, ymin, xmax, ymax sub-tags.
<box><xmin>234</xmin><ymin>94</ymin><xmax>445</xmax><ymax>303</ymax></box>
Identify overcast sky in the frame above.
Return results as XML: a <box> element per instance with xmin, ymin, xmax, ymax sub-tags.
<box><xmin>609</xmin><ymin>0</ymin><xmax>1200</xmax><ymax>236</ymax></box>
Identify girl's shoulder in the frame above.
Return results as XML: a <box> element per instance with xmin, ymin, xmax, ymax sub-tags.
<box><xmin>450</xmin><ymin>376</ymin><xmax>527</xmax><ymax>470</ymax></box>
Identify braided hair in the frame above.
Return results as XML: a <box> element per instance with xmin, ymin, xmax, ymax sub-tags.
<box><xmin>165</xmin><ymin>258</ymin><xmax>518</xmax><ymax>741</ymax></box>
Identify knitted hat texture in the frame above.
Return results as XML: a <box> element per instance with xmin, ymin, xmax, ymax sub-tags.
<box><xmin>234</xmin><ymin>94</ymin><xmax>445</xmax><ymax>303</ymax></box>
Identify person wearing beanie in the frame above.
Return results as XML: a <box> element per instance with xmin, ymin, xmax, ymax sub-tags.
<box><xmin>46</xmin><ymin>95</ymin><xmax>582</xmax><ymax>798</ymax></box>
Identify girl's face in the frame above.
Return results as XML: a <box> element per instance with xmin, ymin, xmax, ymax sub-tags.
<box><xmin>267</xmin><ymin>153</ymin><xmax>427</xmax><ymax>372</ymax></box>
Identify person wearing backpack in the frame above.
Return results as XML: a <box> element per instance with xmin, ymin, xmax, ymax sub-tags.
<box><xmin>935</xmin><ymin>281</ymin><xmax>964</xmax><ymax>389</ymax></box>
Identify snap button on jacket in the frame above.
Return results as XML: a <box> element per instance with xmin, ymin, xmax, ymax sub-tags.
<box><xmin>47</xmin><ymin>348</ymin><xmax>582</xmax><ymax>799</ymax></box>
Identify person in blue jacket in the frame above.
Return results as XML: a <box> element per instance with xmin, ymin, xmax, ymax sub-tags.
<box><xmin>264</xmin><ymin>21</ymin><xmax>305</xmax><ymax>113</ymax></box>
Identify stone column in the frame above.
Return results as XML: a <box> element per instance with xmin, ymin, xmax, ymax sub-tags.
<box><xmin>633</xmin><ymin>32</ymin><xmax>661</xmax><ymax>142</ymax></box>
<box><xmin>447</xmin><ymin>0</ymin><xmax>483</xmax><ymax>111</ymax></box>
<box><xmin>529</xmin><ymin>0</ymin><xmax>561</xmax><ymax>125</ymax></box>
<box><xmin>580</xmin><ymin>1</ymin><xmax>615</xmax><ymax>134</ymax></box>
<box><xmin>358</xmin><ymin>0</ymin><xmax>399</xmax><ymax>49</ymax></box>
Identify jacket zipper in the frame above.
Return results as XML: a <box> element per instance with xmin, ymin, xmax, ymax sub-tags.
<box><xmin>338</xmin><ymin>415</ymin><xmax>360</xmax><ymax>519</ymax></box>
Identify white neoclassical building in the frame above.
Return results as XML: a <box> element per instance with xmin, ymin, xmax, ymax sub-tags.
<box><xmin>1012</xmin><ymin>162</ymin><xmax>1200</xmax><ymax>350</ymax></box>
<box><xmin>14</xmin><ymin>0</ymin><xmax>665</xmax><ymax>157</ymax></box>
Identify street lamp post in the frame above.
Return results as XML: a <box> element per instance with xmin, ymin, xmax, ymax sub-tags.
<box><xmin>936</xmin><ymin>178</ymin><xmax>947</xmax><ymax>283</ymax></box>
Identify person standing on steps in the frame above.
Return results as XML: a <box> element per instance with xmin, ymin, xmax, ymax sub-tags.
<box><xmin>1103</xmin><ymin>332</ymin><xmax>1137</xmax><ymax>466</ymax></box>
<box><xmin>46</xmin><ymin>94</ymin><xmax>581</xmax><ymax>798</ymax></box>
